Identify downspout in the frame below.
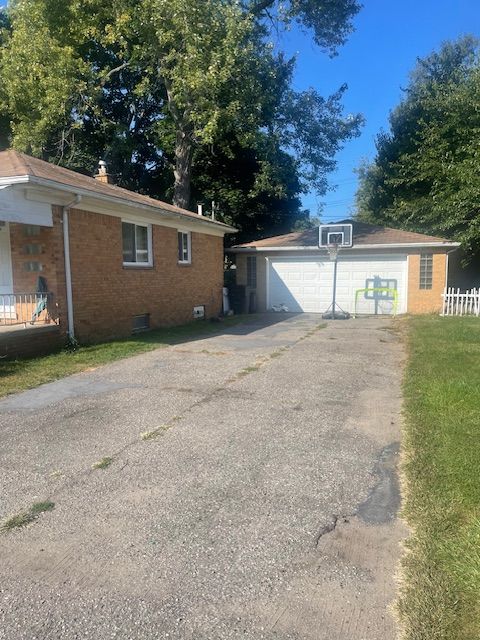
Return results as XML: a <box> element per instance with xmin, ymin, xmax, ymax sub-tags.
<box><xmin>445</xmin><ymin>247</ymin><xmax>458</xmax><ymax>289</ymax></box>
<box><xmin>62</xmin><ymin>195</ymin><xmax>82</xmax><ymax>340</ymax></box>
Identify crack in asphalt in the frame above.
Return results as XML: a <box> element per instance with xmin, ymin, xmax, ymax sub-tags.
<box><xmin>313</xmin><ymin>441</ymin><xmax>401</xmax><ymax>547</ymax></box>
<box><xmin>314</xmin><ymin>514</ymin><xmax>353</xmax><ymax>547</ymax></box>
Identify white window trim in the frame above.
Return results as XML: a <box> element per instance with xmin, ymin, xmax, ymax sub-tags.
<box><xmin>122</xmin><ymin>220</ymin><xmax>153</xmax><ymax>267</ymax></box>
<box><xmin>178</xmin><ymin>230</ymin><xmax>192</xmax><ymax>265</ymax></box>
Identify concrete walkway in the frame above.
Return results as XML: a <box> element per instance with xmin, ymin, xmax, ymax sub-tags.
<box><xmin>0</xmin><ymin>314</ymin><xmax>406</xmax><ymax>639</ymax></box>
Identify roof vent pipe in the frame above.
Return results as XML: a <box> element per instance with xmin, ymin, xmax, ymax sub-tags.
<box><xmin>197</xmin><ymin>203</ymin><xmax>203</xmax><ymax>216</ymax></box>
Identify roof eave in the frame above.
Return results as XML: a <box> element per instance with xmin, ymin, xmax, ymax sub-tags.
<box><xmin>228</xmin><ymin>241</ymin><xmax>461</xmax><ymax>252</ymax></box>
<box><xmin>0</xmin><ymin>174</ymin><xmax>237</xmax><ymax>233</ymax></box>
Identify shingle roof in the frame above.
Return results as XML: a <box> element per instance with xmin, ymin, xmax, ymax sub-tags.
<box><xmin>232</xmin><ymin>219</ymin><xmax>455</xmax><ymax>248</ymax></box>
<box><xmin>0</xmin><ymin>150</ymin><xmax>234</xmax><ymax>230</ymax></box>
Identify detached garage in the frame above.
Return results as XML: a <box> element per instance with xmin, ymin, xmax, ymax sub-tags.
<box><xmin>229</xmin><ymin>220</ymin><xmax>460</xmax><ymax>315</ymax></box>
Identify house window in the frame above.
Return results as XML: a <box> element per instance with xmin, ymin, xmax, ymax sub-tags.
<box><xmin>122</xmin><ymin>222</ymin><xmax>152</xmax><ymax>266</ymax></box>
<box><xmin>419</xmin><ymin>254</ymin><xmax>433</xmax><ymax>290</ymax></box>
<box><xmin>247</xmin><ymin>256</ymin><xmax>257</xmax><ymax>288</ymax></box>
<box><xmin>178</xmin><ymin>231</ymin><xmax>191</xmax><ymax>264</ymax></box>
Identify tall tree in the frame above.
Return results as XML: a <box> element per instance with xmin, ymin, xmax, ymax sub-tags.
<box><xmin>356</xmin><ymin>36</ymin><xmax>480</xmax><ymax>260</ymax></box>
<box><xmin>192</xmin><ymin>134</ymin><xmax>308</xmax><ymax>244</ymax></box>
<box><xmin>0</xmin><ymin>0</ymin><xmax>362</xmax><ymax>213</ymax></box>
<box><xmin>0</xmin><ymin>8</ymin><xmax>12</xmax><ymax>149</ymax></box>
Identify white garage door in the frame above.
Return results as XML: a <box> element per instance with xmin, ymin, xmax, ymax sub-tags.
<box><xmin>268</xmin><ymin>255</ymin><xmax>407</xmax><ymax>314</ymax></box>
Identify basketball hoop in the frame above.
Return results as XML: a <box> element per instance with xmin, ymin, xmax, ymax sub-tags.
<box><xmin>326</xmin><ymin>244</ymin><xmax>339</xmax><ymax>262</ymax></box>
<box><xmin>319</xmin><ymin>224</ymin><xmax>353</xmax><ymax>320</ymax></box>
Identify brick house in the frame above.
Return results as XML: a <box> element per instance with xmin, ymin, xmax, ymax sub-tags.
<box><xmin>229</xmin><ymin>221</ymin><xmax>460</xmax><ymax>315</ymax></box>
<box><xmin>0</xmin><ymin>151</ymin><xmax>235</xmax><ymax>358</ymax></box>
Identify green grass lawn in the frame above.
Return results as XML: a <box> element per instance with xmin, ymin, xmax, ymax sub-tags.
<box><xmin>399</xmin><ymin>316</ymin><xmax>480</xmax><ymax>640</ymax></box>
<box><xmin>0</xmin><ymin>314</ymin><xmax>255</xmax><ymax>398</ymax></box>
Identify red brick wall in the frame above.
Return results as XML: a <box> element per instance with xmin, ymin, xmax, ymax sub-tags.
<box><xmin>67</xmin><ymin>209</ymin><xmax>224</xmax><ymax>342</ymax></box>
<box><xmin>407</xmin><ymin>252</ymin><xmax>446</xmax><ymax>313</ymax></box>
<box><xmin>0</xmin><ymin>326</ymin><xmax>63</xmax><ymax>359</ymax></box>
<box><xmin>9</xmin><ymin>209</ymin><xmax>67</xmax><ymax>332</ymax></box>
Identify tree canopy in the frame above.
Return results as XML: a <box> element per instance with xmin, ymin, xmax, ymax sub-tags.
<box><xmin>356</xmin><ymin>36</ymin><xmax>480</xmax><ymax>261</ymax></box>
<box><xmin>0</xmin><ymin>0</ymin><xmax>363</xmax><ymax>241</ymax></box>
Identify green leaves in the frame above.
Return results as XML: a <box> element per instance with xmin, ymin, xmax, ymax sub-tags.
<box><xmin>148</xmin><ymin>0</ymin><xmax>258</xmax><ymax>142</ymax></box>
<box><xmin>0</xmin><ymin>1</ymin><xmax>85</xmax><ymax>153</ymax></box>
<box><xmin>356</xmin><ymin>36</ymin><xmax>480</xmax><ymax>262</ymax></box>
<box><xmin>0</xmin><ymin>0</ymin><xmax>362</xmax><ymax>231</ymax></box>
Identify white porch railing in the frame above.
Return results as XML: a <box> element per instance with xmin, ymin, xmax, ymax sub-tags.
<box><xmin>0</xmin><ymin>292</ymin><xmax>55</xmax><ymax>327</ymax></box>
<box><xmin>441</xmin><ymin>287</ymin><xmax>480</xmax><ymax>317</ymax></box>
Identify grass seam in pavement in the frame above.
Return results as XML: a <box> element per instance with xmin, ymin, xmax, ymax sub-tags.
<box><xmin>0</xmin><ymin>315</ymin><xmax>257</xmax><ymax>399</ymax></box>
<box><xmin>0</xmin><ymin>320</ymin><xmax>326</xmax><ymax>534</ymax></box>
<box><xmin>1</xmin><ymin>500</ymin><xmax>55</xmax><ymax>533</ymax></box>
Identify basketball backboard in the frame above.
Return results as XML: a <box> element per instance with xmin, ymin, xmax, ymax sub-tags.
<box><xmin>319</xmin><ymin>223</ymin><xmax>353</xmax><ymax>248</ymax></box>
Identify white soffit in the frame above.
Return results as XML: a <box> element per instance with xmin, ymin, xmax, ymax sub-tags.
<box><xmin>0</xmin><ymin>185</ymin><xmax>53</xmax><ymax>227</ymax></box>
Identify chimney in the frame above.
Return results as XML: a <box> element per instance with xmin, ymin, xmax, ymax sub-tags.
<box><xmin>94</xmin><ymin>160</ymin><xmax>114</xmax><ymax>184</ymax></box>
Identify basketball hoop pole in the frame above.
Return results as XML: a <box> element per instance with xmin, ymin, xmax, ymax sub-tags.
<box><xmin>318</xmin><ymin>224</ymin><xmax>352</xmax><ymax>320</ymax></box>
<box><xmin>322</xmin><ymin>243</ymin><xmax>350</xmax><ymax>320</ymax></box>
<box><xmin>331</xmin><ymin>248</ymin><xmax>338</xmax><ymax>320</ymax></box>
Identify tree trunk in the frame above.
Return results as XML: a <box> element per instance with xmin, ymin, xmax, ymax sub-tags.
<box><xmin>173</xmin><ymin>128</ymin><xmax>194</xmax><ymax>210</ymax></box>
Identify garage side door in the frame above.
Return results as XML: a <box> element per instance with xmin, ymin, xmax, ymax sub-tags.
<box><xmin>267</xmin><ymin>256</ymin><xmax>407</xmax><ymax>314</ymax></box>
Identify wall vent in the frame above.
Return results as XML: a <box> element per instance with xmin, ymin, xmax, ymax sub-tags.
<box><xmin>132</xmin><ymin>313</ymin><xmax>150</xmax><ymax>333</ymax></box>
<box><xmin>24</xmin><ymin>244</ymin><xmax>41</xmax><ymax>255</ymax></box>
<box><xmin>193</xmin><ymin>305</ymin><xmax>205</xmax><ymax>319</ymax></box>
<box><xmin>23</xmin><ymin>225</ymin><xmax>41</xmax><ymax>237</ymax></box>
<box><xmin>23</xmin><ymin>261</ymin><xmax>43</xmax><ymax>272</ymax></box>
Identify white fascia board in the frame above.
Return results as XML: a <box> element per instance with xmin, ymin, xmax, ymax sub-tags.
<box><xmin>228</xmin><ymin>241</ymin><xmax>461</xmax><ymax>252</ymax></box>
<box><xmin>1</xmin><ymin>175</ymin><xmax>237</xmax><ymax>236</ymax></box>
<box><xmin>227</xmin><ymin>245</ymin><xmax>319</xmax><ymax>252</ymax></box>
<box><xmin>0</xmin><ymin>175</ymin><xmax>30</xmax><ymax>187</ymax></box>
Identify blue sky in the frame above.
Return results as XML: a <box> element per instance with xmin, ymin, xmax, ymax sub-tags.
<box><xmin>278</xmin><ymin>0</ymin><xmax>480</xmax><ymax>222</ymax></box>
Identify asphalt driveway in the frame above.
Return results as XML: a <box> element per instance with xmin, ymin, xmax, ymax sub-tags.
<box><xmin>0</xmin><ymin>314</ymin><xmax>405</xmax><ymax>639</ymax></box>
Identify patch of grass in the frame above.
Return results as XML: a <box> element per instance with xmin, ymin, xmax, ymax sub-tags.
<box><xmin>269</xmin><ymin>345</ymin><xmax>292</xmax><ymax>358</ymax></box>
<box><xmin>303</xmin><ymin>323</ymin><xmax>327</xmax><ymax>339</ymax></box>
<box><xmin>92</xmin><ymin>456</ymin><xmax>114</xmax><ymax>470</ymax></box>
<box><xmin>1</xmin><ymin>511</ymin><xmax>35</xmax><ymax>532</ymax></box>
<box><xmin>30</xmin><ymin>500</ymin><xmax>55</xmax><ymax>514</ymax></box>
<box><xmin>1</xmin><ymin>500</ymin><xmax>55</xmax><ymax>533</ymax></box>
<box><xmin>398</xmin><ymin>316</ymin><xmax>480</xmax><ymax>640</ymax></box>
<box><xmin>269</xmin><ymin>350</ymin><xmax>283</xmax><ymax>359</ymax></box>
<box><xmin>0</xmin><ymin>314</ymin><xmax>256</xmax><ymax>399</ymax></box>
<box><xmin>238</xmin><ymin>365</ymin><xmax>261</xmax><ymax>377</ymax></box>
<box><xmin>141</xmin><ymin>429</ymin><xmax>161</xmax><ymax>441</ymax></box>
<box><xmin>199</xmin><ymin>349</ymin><xmax>228</xmax><ymax>356</ymax></box>
<box><xmin>141</xmin><ymin>425</ymin><xmax>171</xmax><ymax>440</ymax></box>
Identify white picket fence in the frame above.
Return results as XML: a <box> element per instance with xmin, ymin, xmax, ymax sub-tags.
<box><xmin>441</xmin><ymin>287</ymin><xmax>480</xmax><ymax>316</ymax></box>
